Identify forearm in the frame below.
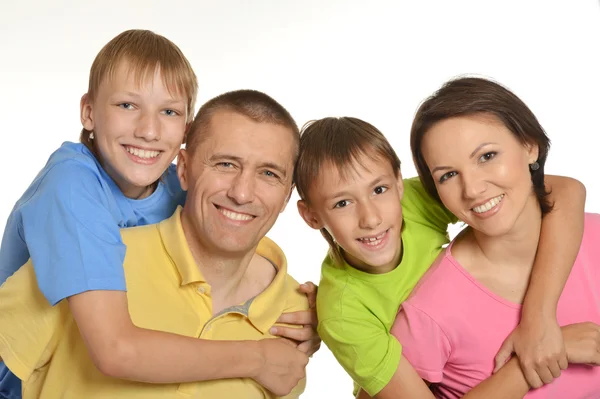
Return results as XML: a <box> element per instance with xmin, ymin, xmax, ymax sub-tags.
<box><xmin>69</xmin><ymin>291</ymin><xmax>261</xmax><ymax>383</ymax></box>
<box><xmin>462</xmin><ymin>358</ymin><xmax>528</xmax><ymax>399</ymax></box>
<box><xmin>105</xmin><ymin>327</ymin><xmax>260</xmax><ymax>383</ymax></box>
<box><xmin>523</xmin><ymin>175</ymin><xmax>585</xmax><ymax>315</ymax></box>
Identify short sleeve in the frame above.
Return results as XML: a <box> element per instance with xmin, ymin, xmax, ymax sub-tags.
<box><xmin>19</xmin><ymin>161</ymin><xmax>127</xmax><ymax>305</ymax></box>
<box><xmin>318</xmin><ymin>316</ymin><xmax>401</xmax><ymax>396</ymax></box>
<box><xmin>402</xmin><ymin>177</ymin><xmax>458</xmax><ymax>233</ymax></box>
<box><xmin>0</xmin><ymin>261</ymin><xmax>66</xmax><ymax>380</ymax></box>
<box><xmin>391</xmin><ymin>301</ymin><xmax>451</xmax><ymax>383</ymax></box>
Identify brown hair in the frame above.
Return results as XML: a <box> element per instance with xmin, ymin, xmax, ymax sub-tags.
<box><xmin>186</xmin><ymin>89</ymin><xmax>299</xmax><ymax>160</ymax></box>
<box><xmin>80</xmin><ymin>29</ymin><xmax>198</xmax><ymax>150</ymax></box>
<box><xmin>410</xmin><ymin>76</ymin><xmax>553</xmax><ymax>214</ymax></box>
<box><xmin>294</xmin><ymin>117</ymin><xmax>401</xmax><ymax>265</ymax></box>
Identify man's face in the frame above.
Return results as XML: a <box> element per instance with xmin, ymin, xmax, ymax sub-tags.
<box><xmin>178</xmin><ymin>110</ymin><xmax>296</xmax><ymax>257</ymax></box>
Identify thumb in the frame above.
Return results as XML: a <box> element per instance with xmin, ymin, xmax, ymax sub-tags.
<box><xmin>494</xmin><ymin>336</ymin><xmax>514</xmax><ymax>373</ymax></box>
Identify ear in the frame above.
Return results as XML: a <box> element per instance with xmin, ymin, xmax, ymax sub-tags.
<box><xmin>80</xmin><ymin>93</ymin><xmax>95</xmax><ymax>131</ymax></box>
<box><xmin>279</xmin><ymin>184</ymin><xmax>295</xmax><ymax>214</ymax></box>
<box><xmin>396</xmin><ymin>170</ymin><xmax>404</xmax><ymax>201</ymax></box>
<box><xmin>297</xmin><ymin>200</ymin><xmax>324</xmax><ymax>230</ymax></box>
<box><xmin>526</xmin><ymin>142</ymin><xmax>540</xmax><ymax>164</ymax></box>
<box><xmin>182</xmin><ymin>122</ymin><xmax>193</xmax><ymax>145</ymax></box>
<box><xmin>176</xmin><ymin>149</ymin><xmax>189</xmax><ymax>191</ymax></box>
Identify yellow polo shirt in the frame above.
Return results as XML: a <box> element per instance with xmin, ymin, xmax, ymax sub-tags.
<box><xmin>0</xmin><ymin>206</ymin><xmax>308</xmax><ymax>399</ymax></box>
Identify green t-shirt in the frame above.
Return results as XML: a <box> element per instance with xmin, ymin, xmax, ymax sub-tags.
<box><xmin>316</xmin><ymin>177</ymin><xmax>457</xmax><ymax>396</ymax></box>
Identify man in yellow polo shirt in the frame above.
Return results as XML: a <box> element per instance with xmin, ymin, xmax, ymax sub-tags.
<box><xmin>0</xmin><ymin>90</ymin><xmax>309</xmax><ymax>398</ymax></box>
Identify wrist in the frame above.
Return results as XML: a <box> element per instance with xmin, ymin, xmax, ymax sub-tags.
<box><xmin>242</xmin><ymin>340</ymin><xmax>264</xmax><ymax>379</ymax></box>
<box><xmin>522</xmin><ymin>298</ymin><xmax>557</xmax><ymax>323</ymax></box>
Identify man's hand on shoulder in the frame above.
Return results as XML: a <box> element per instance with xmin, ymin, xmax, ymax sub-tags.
<box><xmin>271</xmin><ymin>281</ymin><xmax>321</xmax><ymax>357</ymax></box>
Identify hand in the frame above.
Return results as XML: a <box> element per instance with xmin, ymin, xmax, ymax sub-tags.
<box><xmin>252</xmin><ymin>338</ymin><xmax>309</xmax><ymax>396</ymax></box>
<box><xmin>494</xmin><ymin>316</ymin><xmax>567</xmax><ymax>388</ymax></box>
<box><xmin>562</xmin><ymin>322</ymin><xmax>600</xmax><ymax>365</ymax></box>
<box><xmin>271</xmin><ymin>281</ymin><xmax>321</xmax><ymax>357</ymax></box>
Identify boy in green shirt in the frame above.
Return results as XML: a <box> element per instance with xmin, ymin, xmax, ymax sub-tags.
<box><xmin>293</xmin><ymin>117</ymin><xmax>584</xmax><ymax>397</ymax></box>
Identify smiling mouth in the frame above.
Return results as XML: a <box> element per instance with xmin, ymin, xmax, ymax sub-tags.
<box><xmin>357</xmin><ymin>229</ymin><xmax>389</xmax><ymax>246</ymax></box>
<box><xmin>472</xmin><ymin>194</ymin><xmax>504</xmax><ymax>214</ymax></box>
<box><xmin>124</xmin><ymin>145</ymin><xmax>161</xmax><ymax>159</ymax></box>
<box><xmin>215</xmin><ymin>205</ymin><xmax>255</xmax><ymax>221</ymax></box>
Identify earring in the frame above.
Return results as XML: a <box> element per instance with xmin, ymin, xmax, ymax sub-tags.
<box><xmin>89</xmin><ymin>131</ymin><xmax>95</xmax><ymax>140</ymax></box>
<box><xmin>529</xmin><ymin>161</ymin><xmax>539</xmax><ymax>171</ymax></box>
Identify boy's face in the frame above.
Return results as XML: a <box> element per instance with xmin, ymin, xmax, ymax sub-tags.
<box><xmin>299</xmin><ymin>154</ymin><xmax>404</xmax><ymax>274</ymax></box>
<box><xmin>80</xmin><ymin>60</ymin><xmax>188</xmax><ymax>199</ymax></box>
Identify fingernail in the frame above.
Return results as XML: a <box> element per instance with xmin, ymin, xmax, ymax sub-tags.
<box><xmin>270</xmin><ymin>327</ymin><xmax>277</xmax><ymax>334</ymax></box>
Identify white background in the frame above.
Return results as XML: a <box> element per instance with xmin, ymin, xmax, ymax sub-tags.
<box><xmin>1</xmin><ymin>1</ymin><xmax>600</xmax><ymax>397</ymax></box>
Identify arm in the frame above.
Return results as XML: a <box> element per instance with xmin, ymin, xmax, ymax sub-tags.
<box><xmin>15</xmin><ymin>163</ymin><xmax>306</xmax><ymax>394</ymax></box>
<box><xmin>494</xmin><ymin>176</ymin><xmax>586</xmax><ymax>387</ymax></box>
<box><xmin>69</xmin><ymin>291</ymin><xmax>308</xmax><ymax>395</ymax></box>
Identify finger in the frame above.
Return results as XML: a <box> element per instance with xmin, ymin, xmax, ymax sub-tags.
<box><xmin>558</xmin><ymin>352</ymin><xmax>568</xmax><ymax>370</ymax></box>
<box><xmin>297</xmin><ymin>339</ymin><xmax>321</xmax><ymax>357</ymax></box>
<box><xmin>276</xmin><ymin>310</ymin><xmax>317</xmax><ymax>326</ymax></box>
<box><xmin>271</xmin><ymin>325</ymin><xmax>314</xmax><ymax>342</ymax></box>
<box><xmin>493</xmin><ymin>338</ymin><xmax>514</xmax><ymax>373</ymax></box>
<box><xmin>299</xmin><ymin>282</ymin><xmax>318</xmax><ymax>308</ymax></box>
<box><xmin>548</xmin><ymin>361</ymin><xmax>562</xmax><ymax>379</ymax></box>
<box><xmin>533</xmin><ymin>364</ymin><xmax>555</xmax><ymax>385</ymax></box>
<box><xmin>523</xmin><ymin>368</ymin><xmax>544</xmax><ymax>389</ymax></box>
<box><xmin>278</xmin><ymin>337</ymin><xmax>300</xmax><ymax>347</ymax></box>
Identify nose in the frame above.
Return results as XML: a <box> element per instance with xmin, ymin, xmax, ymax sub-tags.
<box><xmin>134</xmin><ymin>110</ymin><xmax>161</xmax><ymax>141</ymax></box>
<box><xmin>227</xmin><ymin>170</ymin><xmax>256</xmax><ymax>205</ymax></box>
<box><xmin>358</xmin><ymin>200</ymin><xmax>382</xmax><ymax>230</ymax></box>
<box><xmin>461</xmin><ymin>170</ymin><xmax>486</xmax><ymax>199</ymax></box>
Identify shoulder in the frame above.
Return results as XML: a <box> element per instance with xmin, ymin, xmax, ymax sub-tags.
<box><xmin>403</xmin><ymin>249</ymin><xmax>460</xmax><ymax>311</ymax></box>
<box><xmin>282</xmin><ymin>274</ymin><xmax>310</xmax><ymax>311</ymax></box>
<box><xmin>27</xmin><ymin>143</ymin><xmax>107</xmax><ymax>201</ymax></box>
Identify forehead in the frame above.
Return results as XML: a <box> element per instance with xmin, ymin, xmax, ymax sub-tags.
<box><xmin>200</xmin><ymin>110</ymin><xmax>295</xmax><ymax>164</ymax></box>
<box><xmin>99</xmin><ymin>60</ymin><xmax>184</xmax><ymax>99</ymax></box>
<box><xmin>313</xmin><ymin>153</ymin><xmax>395</xmax><ymax>196</ymax></box>
<box><xmin>423</xmin><ymin>115</ymin><xmax>517</xmax><ymax>156</ymax></box>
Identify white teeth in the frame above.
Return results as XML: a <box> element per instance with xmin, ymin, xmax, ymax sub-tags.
<box><xmin>358</xmin><ymin>230</ymin><xmax>387</xmax><ymax>246</ymax></box>
<box><xmin>126</xmin><ymin>146</ymin><xmax>160</xmax><ymax>159</ymax></box>
<box><xmin>219</xmin><ymin>207</ymin><xmax>254</xmax><ymax>221</ymax></box>
<box><xmin>472</xmin><ymin>194</ymin><xmax>504</xmax><ymax>214</ymax></box>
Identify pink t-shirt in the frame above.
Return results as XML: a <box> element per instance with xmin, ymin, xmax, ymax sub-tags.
<box><xmin>391</xmin><ymin>213</ymin><xmax>600</xmax><ymax>399</ymax></box>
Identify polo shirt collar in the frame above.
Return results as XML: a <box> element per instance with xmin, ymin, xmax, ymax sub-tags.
<box><xmin>159</xmin><ymin>207</ymin><xmax>291</xmax><ymax>334</ymax></box>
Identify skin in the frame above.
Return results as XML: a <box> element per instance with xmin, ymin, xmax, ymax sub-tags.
<box><xmin>357</xmin><ymin>114</ymin><xmax>589</xmax><ymax>398</ymax></box>
<box><xmin>298</xmin><ymin>154</ymin><xmax>404</xmax><ymax>274</ymax></box>
<box><xmin>67</xmin><ymin>64</ymin><xmax>318</xmax><ymax>395</ymax></box>
<box><xmin>177</xmin><ymin>110</ymin><xmax>297</xmax><ymax>312</ymax></box>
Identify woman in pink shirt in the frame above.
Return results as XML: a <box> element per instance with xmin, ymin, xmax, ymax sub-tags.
<box><xmin>390</xmin><ymin>76</ymin><xmax>600</xmax><ymax>398</ymax></box>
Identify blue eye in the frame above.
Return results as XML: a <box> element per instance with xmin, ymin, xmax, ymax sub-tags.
<box><xmin>263</xmin><ymin>170</ymin><xmax>279</xmax><ymax>178</ymax></box>
<box><xmin>118</xmin><ymin>103</ymin><xmax>134</xmax><ymax>110</ymax></box>
<box><xmin>164</xmin><ymin>109</ymin><xmax>179</xmax><ymax>116</ymax></box>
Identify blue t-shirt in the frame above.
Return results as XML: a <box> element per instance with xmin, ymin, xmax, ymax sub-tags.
<box><xmin>0</xmin><ymin>142</ymin><xmax>185</xmax><ymax>398</ymax></box>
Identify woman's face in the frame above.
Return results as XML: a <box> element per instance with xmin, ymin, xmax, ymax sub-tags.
<box><xmin>422</xmin><ymin>114</ymin><xmax>539</xmax><ymax>237</ymax></box>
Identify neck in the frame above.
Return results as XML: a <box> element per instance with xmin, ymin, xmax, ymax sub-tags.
<box><xmin>180</xmin><ymin>211</ymin><xmax>257</xmax><ymax>302</ymax></box>
<box><xmin>470</xmin><ymin>193</ymin><xmax>542</xmax><ymax>272</ymax></box>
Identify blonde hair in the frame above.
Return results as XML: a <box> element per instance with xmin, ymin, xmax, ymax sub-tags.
<box><xmin>80</xmin><ymin>29</ymin><xmax>198</xmax><ymax>148</ymax></box>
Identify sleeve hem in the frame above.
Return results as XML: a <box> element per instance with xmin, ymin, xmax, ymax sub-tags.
<box><xmin>362</xmin><ymin>337</ymin><xmax>401</xmax><ymax>396</ymax></box>
<box><xmin>47</xmin><ymin>278</ymin><xmax>127</xmax><ymax>306</ymax></box>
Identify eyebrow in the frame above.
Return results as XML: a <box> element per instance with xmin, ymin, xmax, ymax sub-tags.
<box><xmin>431</xmin><ymin>142</ymin><xmax>497</xmax><ymax>174</ymax></box>
<box><xmin>209</xmin><ymin>154</ymin><xmax>287</xmax><ymax>178</ymax></box>
<box><xmin>327</xmin><ymin>177</ymin><xmax>385</xmax><ymax>200</ymax></box>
